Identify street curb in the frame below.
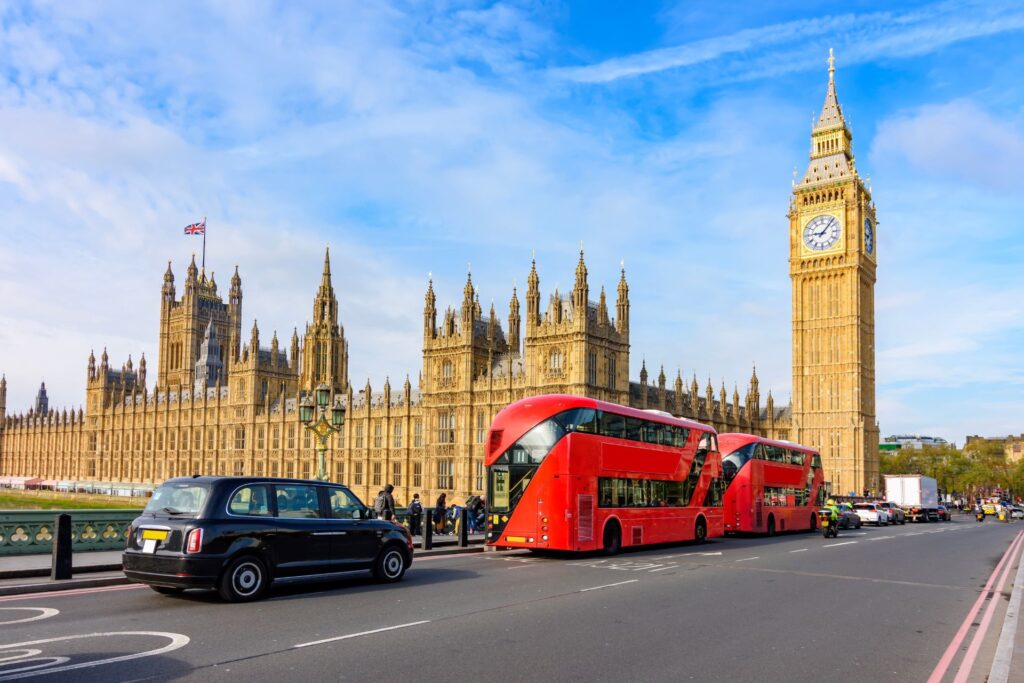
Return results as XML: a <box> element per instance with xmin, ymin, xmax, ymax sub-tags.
<box><xmin>0</xmin><ymin>563</ymin><xmax>123</xmax><ymax>580</ymax></box>
<box><xmin>0</xmin><ymin>575</ymin><xmax>131</xmax><ymax>596</ymax></box>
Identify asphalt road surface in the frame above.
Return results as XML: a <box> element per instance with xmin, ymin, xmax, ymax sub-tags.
<box><xmin>0</xmin><ymin>516</ymin><xmax>1020</xmax><ymax>682</ymax></box>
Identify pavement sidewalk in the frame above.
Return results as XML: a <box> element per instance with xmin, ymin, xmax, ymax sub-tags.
<box><xmin>0</xmin><ymin>533</ymin><xmax>485</xmax><ymax>597</ymax></box>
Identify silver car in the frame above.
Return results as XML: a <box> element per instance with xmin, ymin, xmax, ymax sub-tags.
<box><xmin>876</xmin><ymin>501</ymin><xmax>906</xmax><ymax>525</ymax></box>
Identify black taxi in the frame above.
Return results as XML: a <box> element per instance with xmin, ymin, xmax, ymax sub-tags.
<box><xmin>123</xmin><ymin>476</ymin><xmax>413</xmax><ymax>601</ymax></box>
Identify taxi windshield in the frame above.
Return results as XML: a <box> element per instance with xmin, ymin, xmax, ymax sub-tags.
<box><xmin>143</xmin><ymin>482</ymin><xmax>211</xmax><ymax>517</ymax></box>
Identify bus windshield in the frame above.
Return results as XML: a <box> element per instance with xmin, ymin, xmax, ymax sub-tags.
<box><xmin>721</xmin><ymin>442</ymin><xmax>756</xmax><ymax>483</ymax></box>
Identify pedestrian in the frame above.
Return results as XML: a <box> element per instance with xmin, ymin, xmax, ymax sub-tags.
<box><xmin>372</xmin><ymin>490</ymin><xmax>386</xmax><ymax>519</ymax></box>
<box><xmin>434</xmin><ymin>493</ymin><xmax>447</xmax><ymax>534</ymax></box>
<box><xmin>382</xmin><ymin>484</ymin><xmax>396</xmax><ymax>521</ymax></box>
<box><xmin>408</xmin><ymin>493</ymin><xmax>423</xmax><ymax>535</ymax></box>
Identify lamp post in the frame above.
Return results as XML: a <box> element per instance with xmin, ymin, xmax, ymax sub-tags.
<box><xmin>298</xmin><ymin>383</ymin><xmax>345</xmax><ymax>481</ymax></box>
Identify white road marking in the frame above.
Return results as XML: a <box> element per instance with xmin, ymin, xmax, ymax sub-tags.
<box><xmin>649</xmin><ymin>565</ymin><xmax>678</xmax><ymax>572</ymax></box>
<box><xmin>579</xmin><ymin>579</ymin><xmax>639</xmax><ymax>592</ymax></box>
<box><xmin>870</xmin><ymin>536</ymin><xmax>894</xmax><ymax>541</ymax></box>
<box><xmin>823</xmin><ymin>541</ymin><xmax>857</xmax><ymax>548</ymax></box>
<box><xmin>789</xmin><ymin>548</ymin><xmax>808</xmax><ymax>553</ymax></box>
<box><xmin>294</xmin><ymin>621</ymin><xmax>430</xmax><ymax>648</ymax></box>
<box><xmin>0</xmin><ymin>608</ymin><xmax>59</xmax><ymax>626</ymax></box>
<box><xmin>0</xmin><ymin>631</ymin><xmax>189</xmax><ymax>681</ymax></box>
<box><xmin>735</xmin><ymin>557</ymin><xmax>759</xmax><ymax>562</ymax></box>
<box><xmin>0</xmin><ymin>584</ymin><xmax>144</xmax><ymax>603</ymax></box>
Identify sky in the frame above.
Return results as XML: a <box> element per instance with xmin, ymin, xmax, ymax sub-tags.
<box><xmin>0</xmin><ymin>0</ymin><xmax>1022</xmax><ymax>445</ymax></box>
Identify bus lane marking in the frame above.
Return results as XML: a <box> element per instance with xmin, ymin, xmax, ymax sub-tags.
<box><xmin>823</xmin><ymin>541</ymin><xmax>857</xmax><ymax>548</ymax></box>
<box><xmin>0</xmin><ymin>631</ymin><xmax>189</xmax><ymax>681</ymax></box>
<box><xmin>579</xmin><ymin>579</ymin><xmax>639</xmax><ymax>592</ymax></box>
<box><xmin>294</xmin><ymin>621</ymin><xmax>430</xmax><ymax>648</ymax></box>
<box><xmin>0</xmin><ymin>608</ymin><xmax>59</xmax><ymax>626</ymax></box>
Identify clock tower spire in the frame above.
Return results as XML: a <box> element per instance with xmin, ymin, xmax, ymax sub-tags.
<box><xmin>789</xmin><ymin>50</ymin><xmax>879</xmax><ymax>497</ymax></box>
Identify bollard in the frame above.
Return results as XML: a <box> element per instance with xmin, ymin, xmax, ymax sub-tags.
<box><xmin>458</xmin><ymin>507</ymin><xmax>469</xmax><ymax>547</ymax></box>
<box><xmin>51</xmin><ymin>513</ymin><xmax>73</xmax><ymax>580</ymax></box>
<box><xmin>423</xmin><ymin>510</ymin><xmax>433</xmax><ymax>550</ymax></box>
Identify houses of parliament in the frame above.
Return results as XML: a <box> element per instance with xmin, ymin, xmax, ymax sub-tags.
<box><xmin>0</xmin><ymin>53</ymin><xmax>879</xmax><ymax>502</ymax></box>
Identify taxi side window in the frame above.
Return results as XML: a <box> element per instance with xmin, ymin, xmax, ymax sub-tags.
<box><xmin>228</xmin><ymin>485</ymin><xmax>272</xmax><ymax>516</ymax></box>
<box><xmin>329</xmin><ymin>487</ymin><xmax>362</xmax><ymax>519</ymax></box>
<box><xmin>275</xmin><ymin>484</ymin><xmax>323</xmax><ymax>518</ymax></box>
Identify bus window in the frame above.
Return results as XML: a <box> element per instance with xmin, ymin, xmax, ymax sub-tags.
<box><xmin>721</xmin><ymin>442</ymin><xmax>756</xmax><ymax>483</ymax></box>
<box><xmin>625</xmin><ymin>417</ymin><xmax>643</xmax><ymax>442</ymax></box>
<box><xmin>598</xmin><ymin>412</ymin><xmax>626</xmax><ymax>439</ymax></box>
<box><xmin>643</xmin><ymin>421</ymin><xmax>660</xmax><ymax>444</ymax></box>
<box><xmin>556</xmin><ymin>408</ymin><xmax>597</xmax><ymax>433</ymax></box>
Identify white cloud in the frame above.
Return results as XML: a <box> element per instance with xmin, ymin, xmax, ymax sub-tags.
<box><xmin>871</xmin><ymin>99</ymin><xmax>1024</xmax><ymax>190</ymax></box>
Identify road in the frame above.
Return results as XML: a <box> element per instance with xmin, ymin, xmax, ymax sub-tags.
<box><xmin>0</xmin><ymin>516</ymin><xmax>1020</xmax><ymax>682</ymax></box>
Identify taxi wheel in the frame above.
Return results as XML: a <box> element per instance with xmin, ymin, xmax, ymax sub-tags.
<box><xmin>219</xmin><ymin>555</ymin><xmax>269</xmax><ymax>602</ymax></box>
<box><xmin>150</xmin><ymin>585</ymin><xmax>184</xmax><ymax>596</ymax></box>
<box><xmin>373</xmin><ymin>545</ymin><xmax>409</xmax><ymax>583</ymax></box>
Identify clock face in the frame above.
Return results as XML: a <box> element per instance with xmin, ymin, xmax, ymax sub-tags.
<box><xmin>803</xmin><ymin>214</ymin><xmax>841</xmax><ymax>251</ymax></box>
<box><xmin>864</xmin><ymin>218</ymin><xmax>874</xmax><ymax>255</ymax></box>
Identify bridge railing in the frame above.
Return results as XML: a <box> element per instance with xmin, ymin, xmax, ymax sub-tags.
<box><xmin>0</xmin><ymin>510</ymin><xmax>138</xmax><ymax>556</ymax></box>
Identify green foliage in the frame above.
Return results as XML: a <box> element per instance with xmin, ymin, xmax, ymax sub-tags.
<box><xmin>880</xmin><ymin>443</ymin><xmax>1021</xmax><ymax>498</ymax></box>
<box><xmin>0</xmin><ymin>491</ymin><xmax>145</xmax><ymax>510</ymax></box>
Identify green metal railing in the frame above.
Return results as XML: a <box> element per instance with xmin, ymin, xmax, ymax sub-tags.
<box><xmin>0</xmin><ymin>510</ymin><xmax>138</xmax><ymax>556</ymax></box>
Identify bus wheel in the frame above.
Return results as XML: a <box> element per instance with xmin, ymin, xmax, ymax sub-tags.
<box><xmin>602</xmin><ymin>521</ymin><xmax>622</xmax><ymax>555</ymax></box>
<box><xmin>766</xmin><ymin>516</ymin><xmax>776</xmax><ymax>537</ymax></box>
<box><xmin>694</xmin><ymin>517</ymin><xmax>707</xmax><ymax>544</ymax></box>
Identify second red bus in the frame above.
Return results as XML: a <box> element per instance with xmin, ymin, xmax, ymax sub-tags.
<box><xmin>719</xmin><ymin>433</ymin><xmax>826</xmax><ymax>535</ymax></box>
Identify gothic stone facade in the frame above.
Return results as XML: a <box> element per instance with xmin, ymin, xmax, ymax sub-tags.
<box><xmin>0</xmin><ymin>246</ymin><xmax>788</xmax><ymax>506</ymax></box>
<box><xmin>0</xmin><ymin>55</ymin><xmax>880</xmax><ymax>504</ymax></box>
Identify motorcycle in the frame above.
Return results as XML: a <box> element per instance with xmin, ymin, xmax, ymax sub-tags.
<box><xmin>976</xmin><ymin>509</ymin><xmax>985</xmax><ymax>522</ymax></box>
<box><xmin>818</xmin><ymin>510</ymin><xmax>839</xmax><ymax>538</ymax></box>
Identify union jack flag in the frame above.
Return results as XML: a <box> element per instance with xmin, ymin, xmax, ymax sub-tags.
<box><xmin>184</xmin><ymin>218</ymin><xmax>206</xmax><ymax>235</ymax></box>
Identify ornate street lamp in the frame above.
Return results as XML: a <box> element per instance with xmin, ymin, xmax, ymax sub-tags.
<box><xmin>298</xmin><ymin>383</ymin><xmax>345</xmax><ymax>481</ymax></box>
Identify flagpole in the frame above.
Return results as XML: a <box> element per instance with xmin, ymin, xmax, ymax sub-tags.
<box><xmin>202</xmin><ymin>217</ymin><xmax>207</xmax><ymax>270</ymax></box>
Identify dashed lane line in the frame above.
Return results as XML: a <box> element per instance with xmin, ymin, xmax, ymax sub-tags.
<box><xmin>735</xmin><ymin>557</ymin><xmax>760</xmax><ymax>563</ymax></box>
<box><xmin>823</xmin><ymin>541</ymin><xmax>858</xmax><ymax>548</ymax></box>
<box><xmin>579</xmin><ymin>579</ymin><xmax>639</xmax><ymax>592</ymax></box>
<box><xmin>789</xmin><ymin>548</ymin><xmax>808</xmax><ymax>553</ymax></box>
<box><xmin>294</xmin><ymin>621</ymin><xmax>430</xmax><ymax>649</ymax></box>
<box><xmin>869</xmin><ymin>536</ymin><xmax>894</xmax><ymax>541</ymax></box>
<box><xmin>649</xmin><ymin>565</ymin><xmax>678</xmax><ymax>572</ymax></box>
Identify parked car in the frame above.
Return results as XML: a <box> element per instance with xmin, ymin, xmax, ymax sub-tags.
<box><xmin>123</xmin><ymin>476</ymin><xmax>414</xmax><ymax>602</ymax></box>
<box><xmin>982</xmin><ymin>503</ymin><xmax>998</xmax><ymax>516</ymax></box>
<box><xmin>876</xmin><ymin>501</ymin><xmax>906</xmax><ymax>525</ymax></box>
<box><xmin>935</xmin><ymin>504</ymin><xmax>951</xmax><ymax>521</ymax></box>
<box><xmin>853</xmin><ymin>503</ymin><xmax>890</xmax><ymax>526</ymax></box>
<box><xmin>1009</xmin><ymin>506</ymin><xmax>1024</xmax><ymax>520</ymax></box>
<box><xmin>837</xmin><ymin>503</ymin><xmax>863</xmax><ymax>529</ymax></box>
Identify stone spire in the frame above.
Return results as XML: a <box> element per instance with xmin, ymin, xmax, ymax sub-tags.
<box><xmin>803</xmin><ymin>49</ymin><xmax>855</xmax><ymax>185</ymax></box>
<box><xmin>162</xmin><ymin>261</ymin><xmax>175</xmax><ymax>302</ymax></box>
<box><xmin>597</xmin><ymin>286</ymin><xmax>608</xmax><ymax>324</ymax></box>
<box><xmin>424</xmin><ymin>276</ymin><xmax>437</xmax><ymax>338</ymax></box>
<box><xmin>290</xmin><ymin>328</ymin><xmax>300</xmax><ymax>370</ymax></box>
<box><xmin>461</xmin><ymin>270</ymin><xmax>475</xmax><ymax>326</ymax></box>
<box><xmin>139</xmin><ymin>353</ymin><xmax>147</xmax><ymax>387</ymax></box>
<box><xmin>88</xmin><ymin>349</ymin><xmax>96</xmax><ymax>379</ymax></box>
<box><xmin>526</xmin><ymin>258</ymin><xmax>540</xmax><ymax>329</ymax></box>
<box><xmin>508</xmin><ymin>286</ymin><xmax>521</xmax><ymax>354</ymax></box>
<box><xmin>34</xmin><ymin>381</ymin><xmax>49</xmax><ymax>414</ymax></box>
<box><xmin>616</xmin><ymin>263</ymin><xmax>629</xmax><ymax>334</ymax></box>
<box><xmin>573</xmin><ymin>249</ymin><xmax>588</xmax><ymax>316</ymax></box>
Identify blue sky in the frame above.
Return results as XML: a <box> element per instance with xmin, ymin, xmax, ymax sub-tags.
<box><xmin>1</xmin><ymin>0</ymin><xmax>1022</xmax><ymax>445</ymax></box>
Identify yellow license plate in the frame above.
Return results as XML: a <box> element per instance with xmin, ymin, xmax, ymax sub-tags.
<box><xmin>142</xmin><ymin>529</ymin><xmax>168</xmax><ymax>541</ymax></box>
<box><xmin>505</xmin><ymin>536</ymin><xmax>528</xmax><ymax>543</ymax></box>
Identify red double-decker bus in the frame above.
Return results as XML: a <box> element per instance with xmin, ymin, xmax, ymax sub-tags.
<box><xmin>718</xmin><ymin>433</ymin><xmax>827</xmax><ymax>535</ymax></box>
<box><xmin>485</xmin><ymin>394</ymin><xmax>725</xmax><ymax>553</ymax></box>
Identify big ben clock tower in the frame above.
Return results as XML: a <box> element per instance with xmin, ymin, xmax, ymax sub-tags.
<box><xmin>790</xmin><ymin>50</ymin><xmax>879</xmax><ymax>496</ymax></box>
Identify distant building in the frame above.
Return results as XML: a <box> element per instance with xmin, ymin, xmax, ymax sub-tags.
<box><xmin>964</xmin><ymin>435</ymin><xmax>1024</xmax><ymax>464</ymax></box>
<box><xmin>881</xmin><ymin>435</ymin><xmax>953</xmax><ymax>451</ymax></box>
